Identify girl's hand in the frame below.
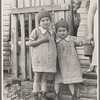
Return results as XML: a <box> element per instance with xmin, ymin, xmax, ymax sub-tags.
<box><xmin>90</xmin><ymin>41</ymin><xmax>94</xmax><ymax>46</ymax></box>
<box><xmin>86</xmin><ymin>34</ymin><xmax>93</xmax><ymax>41</ymax></box>
<box><xmin>42</xmin><ymin>36</ymin><xmax>49</xmax><ymax>43</ymax></box>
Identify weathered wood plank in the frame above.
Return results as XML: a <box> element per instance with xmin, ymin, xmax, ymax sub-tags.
<box><xmin>80</xmin><ymin>60</ymin><xmax>90</xmax><ymax>66</ymax></box>
<box><xmin>53</xmin><ymin>0</ymin><xmax>58</xmax><ymax>23</ymax></box>
<box><xmin>3</xmin><ymin>51</ymin><xmax>10</xmax><ymax>56</ymax></box>
<box><xmin>80</xmin><ymin>19</ymin><xmax>87</xmax><ymax>25</ymax></box>
<box><xmin>3</xmin><ymin>61</ymin><xmax>11</xmax><ymax>66</ymax></box>
<box><xmin>83</xmin><ymin>79</ymin><xmax>97</xmax><ymax>86</ymax></box>
<box><xmin>3</xmin><ymin>32</ymin><xmax>10</xmax><ymax>37</ymax></box>
<box><xmin>3</xmin><ymin>20</ymin><xmax>10</xmax><ymax>26</ymax></box>
<box><xmin>3</xmin><ymin>36</ymin><xmax>9</xmax><ymax>42</ymax></box>
<box><xmin>3</xmin><ymin>47</ymin><xmax>11</xmax><ymax>51</ymax></box>
<box><xmin>79</xmin><ymin>93</ymin><xmax>97</xmax><ymax>99</ymax></box>
<box><xmin>80</xmin><ymin>13</ymin><xmax>88</xmax><ymax>19</ymax></box>
<box><xmin>3</xmin><ymin>0</ymin><xmax>11</xmax><ymax>5</ymax></box>
<box><xmin>58</xmin><ymin>0</ymin><xmax>64</xmax><ymax>20</ymax></box>
<box><xmin>32</xmin><ymin>0</ymin><xmax>35</xmax><ymax>7</ymax></box>
<box><xmin>19</xmin><ymin>16</ymin><xmax>27</xmax><ymax>79</ymax></box>
<box><xmin>3</xmin><ymin>56</ymin><xmax>10</xmax><ymax>61</ymax></box>
<box><xmin>46</xmin><ymin>93</ymin><xmax>72</xmax><ymax>100</ymax></box>
<box><xmin>79</xmin><ymin>55</ymin><xmax>89</xmax><ymax>60</ymax></box>
<box><xmin>10</xmin><ymin>5</ymin><xmax>70</xmax><ymax>14</ymax></box>
<box><xmin>79</xmin><ymin>98</ymin><xmax>96</xmax><ymax>100</ymax></box>
<box><xmin>77</xmin><ymin>31</ymin><xmax>85</xmax><ymax>36</ymax></box>
<box><xmin>3</xmin><ymin>26</ymin><xmax>9</xmax><ymax>31</ymax></box>
<box><xmin>77</xmin><ymin>49</ymin><xmax>84</xmax><ymax>55</ymax></box>
<box><xmin>82</xmin><ymin>72</ymin><xmax>97</xmax><ymax>79</ymax></box>
<box><xmin>3</xmin><ymin>10</ymin><xmax>10</xmax><ymax>15</ymax></box>
<box><xmin>27</xmin><ymin>0</ymin><xmax>33</xmax><ymax>79</ymax></box>
<box><xmin>11</xmin><ymin>0</ymin><xmax>18</xmax><ymax>78</ymax></box>
<box><xmin>3</xmin><ymin>16</ymin><xmax>10</xmax><ymax>21</ymax></box>
<box><xmin>3</xmin><ymin>4</ymin><xmax>11</xmax><ymax>10</ymax></box>
<box><xmin>65</xmin><ymin>0</ymin><xmax>73</xmax><ymax>35</ymax></box>
<box><xmin>3</xmin><ymin>65</ymin><xmax>11</xmax><ymax>72</ymax></box>
<box><xmin>41</xmin><ymin>0</ymin><xmax>45</xmax><ymax>6</ymax></box>
<box><xmin>35</xmin><ymin>0</ymin><xmax>40</xmax><ymax>6</ymax></box>
<box><xmin>3</xmin><ymin>41</ymin><xmax>11</xmax><ymax>47</ymax></box>
<box><xmin>44</xmin><ymin>0</ymin><xmax>51</xmax><ymax>5</ymax></box>
<box><xmin>18</xmin><ymin>0</ymin><xmax>24</xmax><ymax>8</ymax></box>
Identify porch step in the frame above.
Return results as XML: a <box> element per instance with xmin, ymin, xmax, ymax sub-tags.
<box><xmin>46</xmin><ymin>92</ymin><xmax>97</xmax><ymax>100</ymax></box>
<box><xmin>46</xmin><ymin>93</ymin><xmax>72</xmax><ymax>100</ymax></box>
<box><xmin>79</xmin><ymin>98</ymin><xmax>97</xmax><ymax>100</ymax></box>
<box><xmin>82</xmin><ymin>72</ymin><xmax>97</xmax><ymax>79</ymax></box>
<box><xmin>82</xmin><ymin>78</ymin><xmax>97</xmax><ymax>86</ymax></box>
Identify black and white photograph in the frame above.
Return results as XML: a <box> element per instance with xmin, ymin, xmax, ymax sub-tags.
<box><xmin>2</xmin><ymin>0</ymin><xmax>99</xmax><ymax>100</ymax></box>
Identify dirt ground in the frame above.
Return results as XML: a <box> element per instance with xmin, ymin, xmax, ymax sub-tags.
<box><xmin>3</xmin><ymin>72</ymin><xmax>71</xmax><ymax>100</ymax></box>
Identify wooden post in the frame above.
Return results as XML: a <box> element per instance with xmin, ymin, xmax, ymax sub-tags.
<box><xmin>18</xmin><ymin>0</ymin><xmax>27</xmax><ymax>79</ymax></box>
<box><xmin>25</xmin><ymin>0</ymin><xmax>33</xmax><ymax>79</ymax></box>
<box><xmin>11</xmin><ymin>0</ymin><xmax>18</xmax><ymax>78</ymax></box>
<box><xmin>34</xmin><ymin>0</ymin><xmax>40</xmax><ymax>28</ymax></box>
<box><xmin>58</xmin><ymin>0</ymin><xmax>65</xmax><ymax>20</ymax></box>
<box><xmin>65</xmin><ymin>0</ymin><xmax>73</xmax><ymax>35</ymax></box>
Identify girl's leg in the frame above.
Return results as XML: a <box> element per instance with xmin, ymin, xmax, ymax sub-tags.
<box><xmin>41</xmin><ymin>72</ymin><xmax>48</xmax><ymax>100</ymax></box>
<box><xmin>41</xmin><ymin>72</ymin><xmax>48</xmax><ymax>92</ymax></box>
<box><xmin>68</xmin><ymin>83</ymin><xmax>75</xmax><ymax>96</ymax></box>
<box><xmin>54</xmin><ymin>83</ymin><xmax>60</xmax><ymax>100</ymax></box>
<box><xmin>69</xmin><ymin>83</ymin><xmax>78</xmax><ymax>100</ymax></box>
<box><xmin>33</xmin><ymin>72</ymin><xmax>42</xmax><ymax>93</ymax></box>
<box><xmin>54</xmin><ymin>83</ymin><xmax>60</xmax><ymax>94</ymax></box>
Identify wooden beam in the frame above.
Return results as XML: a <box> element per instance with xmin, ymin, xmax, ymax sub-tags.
<box><xmin>11</xmin><ymin>0</ymin><xmax>18</xmax><ymax>78</ymax></box>
<box><xmin>82</xmin><ymin>72</ymin><xmax>97</xmax><ymax>79</ymax></box>
<box><xmin>79</xmin><ymin>93</ymin><xmax>97</xmax><ymax>99</ymax></box>
<box><xmin>27</xmin><ymin>0</ymin><xmax>33</xmax><ymax>80</ymax></box>
<box><xmin>19</xmin><ymin>0</ymin><xmax>27</xmax><ymax>79</ymax></box>
<box><xmin>83</xmin><ymin>79</ymin><xmax>97</xmax><ymax>86</ymax></box>
<box><xmin>10</xmin><ymin>4</ymin><xmax>70</xmax><ymax>14</ymax></box>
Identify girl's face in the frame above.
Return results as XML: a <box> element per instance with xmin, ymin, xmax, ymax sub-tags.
<box><xmin>72</xmin><ymin>0</ymin><xmax>81</xmax><ymax>12</ymax></box>
<box><xmin>57</xmin><ymin>27</ymin><xmax>68</xmax><ymax>38</ymax></box>
<box><xmin>39</xmin><ymin>17</ymin><xmax>51</xmax><ymax>29</ymax></box>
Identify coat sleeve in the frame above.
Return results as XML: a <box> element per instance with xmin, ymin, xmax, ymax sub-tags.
<box><xmin>29</xmin><ymin>29</ymin><xmax>38</xmax><ymax>41</ymax></box>
<box><xmin>70</xmin><ymin>36</ymin><xmax>83</xmax><ymax>46</ymax></box>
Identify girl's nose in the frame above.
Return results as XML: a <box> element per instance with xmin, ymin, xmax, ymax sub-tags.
<box><xmin>44</xmin><ymin>21</ymin><xmax>47</xmax><ymax>23</ymax></box>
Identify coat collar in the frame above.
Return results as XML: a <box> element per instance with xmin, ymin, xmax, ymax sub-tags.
<box><xmin>38</xmin><ymin>27</ymin><xmax>52</xmax><ymax>35</ymax></box>
<box><xmin>56</xmin><ymin>35</ymin><xmax>71</xmax><ymax>43</ymax></box>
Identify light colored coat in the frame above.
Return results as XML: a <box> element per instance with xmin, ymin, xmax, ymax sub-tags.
<box><xmin>55</xmin><ymin>35</ymin><xmax>83</xmax><ymax>84</ymax></box>
<box><xmin>30</xmin><ymin>27</ymin><xmax>57</xmax><ymax>73</ymax></box>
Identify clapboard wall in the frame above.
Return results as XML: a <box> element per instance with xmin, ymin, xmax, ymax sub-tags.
<box><xmin>3</xmin><ymin>0</ymin><xmax>11</xmax><ymax>71</ymax></box>
<box><xmin>3</xmin><ymin>0</ymin><xmax>89</xmax><ymax>72</ymax></box>
<box><xmin>77</xmin><ymin>0</ymin><xmax>90</xmax><ymax>72</ymax></box>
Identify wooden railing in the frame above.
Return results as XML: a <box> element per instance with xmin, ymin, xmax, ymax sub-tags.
<box><xmin>10</xmin><ymin>0</ymin><xmax>72</xmax><ymax>80</ymax></box>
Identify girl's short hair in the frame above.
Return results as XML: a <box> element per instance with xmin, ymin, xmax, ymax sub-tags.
<box><xmin>55</xmin><ymin>18</ymin><xmax>69</xmax><ymax>32</ymax></box>
<box><xmin>38</xmin><ymin>10</ymin><xmax>51</xmax><ymax>23</ymax></box>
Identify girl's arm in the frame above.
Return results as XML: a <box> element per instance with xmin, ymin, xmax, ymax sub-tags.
<box><xmin>29</xmin><ymin>29</ymin><xmax>49</xmax><ymax>47</ymax></box>
<box><xmin>87</xmin><ymin>0</ymin><xmax>97</xmax><ymax>40</ymax></box>
<box><xmin>29</xmin><ymin>36</ymin><xmax>49</xmax><ymax>47</ymax></box>
<box><xmin>71</xmin><ymin>36</ymin><xmax>93</xmax><ymax>46</ymax></box>
<box><xmin>81</xmin><ymin>40</ymin><xmax>94</xmax><ymax>46</ymax></box>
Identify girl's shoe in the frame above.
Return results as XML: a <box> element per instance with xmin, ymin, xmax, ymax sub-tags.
<box><xmin>31</xmin><ymin>92</ymin><xmax>38</xmax><ymax>100</ymax></box>
<box><xmin>54</xmin><ymin>94</ymin><xmax>60</xmax><ymax>100</ymax></box>
<box><xmin>72</xmin><ymin>89</ymin><xmax>79</xmax><ymax>100</ymax></box>
<box><xmin>72</xmin><ymin>95</ymin><xmax>77</xmax><ymax>100</ymax></box>
<box><xmin>41</xmin><ymin>92</ymin><xmax>47</xmax><ymax>100</ymax></box>
<box><xmin>38</xmin><ymin>92</ymin><xmax>42</xmax><ymax>100</ymax></box>
<box><xmin>86</xmin><ymin>65</ymin><xmax>95</xmax><ymax>73</ymax></box>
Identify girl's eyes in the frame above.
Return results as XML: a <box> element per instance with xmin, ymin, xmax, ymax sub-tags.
<box><xmin>58</xmin><ymin>30</ymin><xmax>66</xmax><ymax>32</ymax></box>
<box><xmin>41</xmin><ymin>19</ymin><xmax>49</xmax><ymax>22</ymax></box>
